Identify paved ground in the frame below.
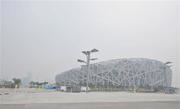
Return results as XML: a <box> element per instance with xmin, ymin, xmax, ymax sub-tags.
<box><xmin>0</xmin><ymin>88</ymin><xmax>180</xmax><ymax>109</ymax></box>
<box><xmin>0</xmin><ymin>101</ymin><xmax>180</xmax><ymax>109</ymax></box>
<box><xmin>1</xmin><ymin>91</ymin><xmax>180</xmax><ymax>104</ymax></box>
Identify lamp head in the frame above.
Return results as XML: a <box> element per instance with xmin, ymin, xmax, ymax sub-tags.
<box><xmin>91</xmin><ymin>48</ymin><xmax>99</xmax><ymax>53</ymax></box>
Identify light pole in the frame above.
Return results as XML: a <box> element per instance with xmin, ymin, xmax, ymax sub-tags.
<box><xmin>77</xmin><ymin>48</ymin><xmax>99</xmax><ymax>92</ymax></box>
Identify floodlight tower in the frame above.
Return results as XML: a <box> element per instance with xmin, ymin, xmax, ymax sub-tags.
<box><xmin>77</xmin><ymin>48</ymin><xmax>99</xmax><ymax>92</ymax></box>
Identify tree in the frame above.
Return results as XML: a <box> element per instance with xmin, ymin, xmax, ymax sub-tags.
<box><xmin>1</xmin><ymin>80</ymin><xmax>15</xmax><ymax>88</ymax></box>
<box><xmin>29</xmin><ymin>81</ymin><xmax>35</xmax><ymax>88</ymax></box>
<box><xmin>12</xmin><ymin>78</ymin><xmax>21</xmax><ymax>88</ymax></box>
<box><xmin>29</xmin><ymin>81</ymin><xmax>48</xmax><ymax>88</ymax></box>
<box><xmin>42</xmin><ymin>81</ymin><xmax>48</xmax><ymax>85</ymax></box>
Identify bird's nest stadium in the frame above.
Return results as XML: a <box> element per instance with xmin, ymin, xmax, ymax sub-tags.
<box><xmin>55</xmin><ymin>58</ymin><xmax>172</xmax><ymax>91</ymax></box>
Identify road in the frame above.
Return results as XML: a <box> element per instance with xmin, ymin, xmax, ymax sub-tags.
<box><xmin>0</xmin><ymin>101</ymin><xmax>180</xmax><ymax>109</ymax></box>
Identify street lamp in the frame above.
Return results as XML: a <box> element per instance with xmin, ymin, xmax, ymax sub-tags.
<box><xmin>77</xmin><ymin>48</ymin><xmax>99</xmax><ymax>92</ymax></box>
<box><xmin>77</xmin><ymin>59</ymin><xmax>86</xmax><ymax>64</ymax></box>
<box><xmin>165</xmin><ymin>62</ymin><xmax>172</xmax><ymax>65</ymax></box>
<box><xmin>90</xmin><ymin>58</ymin><xmax>98</xmax><ymax>61</ymax></box>
<box><xmin>91</xmin><ymin>48</ymin><xmax>99</xmax><ymax>53</ymax></box>
<box><xmin>164</xmin><ymin>62</ymin><xmax>172</xmax><ymax>68</ymax></box>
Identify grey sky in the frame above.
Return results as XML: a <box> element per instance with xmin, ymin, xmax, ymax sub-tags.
<box><xmin>1</xmin><ymin>0</ymin><xmax>180</xmax><ymax>87</ymax></box>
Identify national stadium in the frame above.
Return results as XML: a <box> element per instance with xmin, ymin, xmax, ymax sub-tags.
<box><xmin>55</xmin><ymin>58</ymin><xmax>172</xmax><ymax>92</ymax></box>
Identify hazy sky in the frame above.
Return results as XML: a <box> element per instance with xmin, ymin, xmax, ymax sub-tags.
<box><xmin>1</xmin><ymin>0</ymin><xmax>180</xmax><ymax>87</ymax></box>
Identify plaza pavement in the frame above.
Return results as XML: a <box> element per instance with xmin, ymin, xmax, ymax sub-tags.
<box><xmin>0</xmin><ymin>88</ymin><xmax>180</xmax><ymax>109</ymax></box>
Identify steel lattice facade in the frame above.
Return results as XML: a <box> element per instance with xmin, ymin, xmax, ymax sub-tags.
<box><xmin>55</xmin><ymin>58</ymin><xmax>172</xmax><ymax>88</ymax></box>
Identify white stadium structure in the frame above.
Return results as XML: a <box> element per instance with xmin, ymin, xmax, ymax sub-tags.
<box><xmin>55</xmin><ymin>58</ymin><xmax>172</xmax><ymax>91</ymax></box>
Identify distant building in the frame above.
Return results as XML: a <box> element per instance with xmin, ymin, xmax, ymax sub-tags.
<box><xmin>55</xmin><ymin>58</ymin><xmax>172</xmax><ymax>91</ymax></box>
